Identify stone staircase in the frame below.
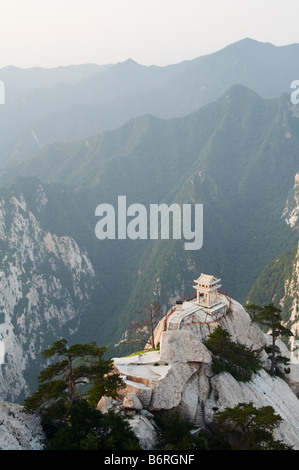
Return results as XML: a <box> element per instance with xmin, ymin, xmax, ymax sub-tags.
<box><xmin>193</xmin><ymin>369</ymin><xmax>207</xmax><ymax>429</ymax></box>
<box><xmin>194</xmin><ymin>399</ymin><xmax>204</xmax><ymax>427</ymax></box>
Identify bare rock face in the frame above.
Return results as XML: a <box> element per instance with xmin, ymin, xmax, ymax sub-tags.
<box><xmin>176</xmin><ymin>371</ymin><xmax>199</xmax><ymax>422</ymax></box>
<box><xmin>96</xmin><ymin>396</ymin><xmax>114</xmax><ymax>414</ymax></box>
<box><xmin>160</xmin><ymin>330</ymin><xmax>212</xmax><ymax>364</ymax></box>
<box><xmin>114</xmin><ymin>330</ymin><xmax>212</xmax><ymax>412</ymax></box>
<box><xmin>118</xmin><ymin>379</ymin><xmax>153</xmax><ymax>408</ymax></box>
<box><xmin>128</xmin><ymin>414</ymin><xmax>158</xmax><ymax>450</ymax></box>
<box><xmin>205</xmin><ymin>368</ymin><xmax>299</xmax><ymax>450</ymax></box>
<box><xmin>0</xmin><ymin>188</ymin><xmax>97</xmax><ymax>402</ymax></box>
<box><xmin>149</xmin><ymin>362</ymin><xmax>198</xmax><ymax>411</ymax></box>
<box><xmin>105</xmin><ymin>296</ymin><xmax>299</xmax><ymax>450</ymax></box>
<box><xmin>123</xmin><ymin>393</ymin><xmax>143</xmax><ymax>411</ymax></box>
<box><xmin>267</xmin><ymin>336</ymin><xmax>299</xmax><ymax>397</ymax></box>
<box><xmin>0</xmin><ymin>402</ymin><xmax>46</xmax><ymax>450</ymax></box>
<box><xmin>145</xmin><ymin>330</ymin><xmax>211</xmax><ymax>411</ymax></box>
<box><xmin>282</xmin><ymin>172</ymin><xmax>299</xmax><ymax>232</ymax></box>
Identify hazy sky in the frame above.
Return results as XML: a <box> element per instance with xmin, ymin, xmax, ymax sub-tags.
<box><xmin>1</xmin><ymin>0</ymin><xmax>299</xmax><ymax>68</ymax></box>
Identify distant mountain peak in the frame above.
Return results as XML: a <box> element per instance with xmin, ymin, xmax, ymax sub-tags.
<box><xmin>124</xmin><ymin>58</ymin><xmax>138</xmax><ymax>64</ymax></box>
<box><xmin>117</xmin><ymin>58</ymin><xmax>141</xmax><ymax>68</ymax></box>
<box><xmin>230</xmin><ymin>37</ymin><xmax>272</xmax><ymax>47</ymax></box>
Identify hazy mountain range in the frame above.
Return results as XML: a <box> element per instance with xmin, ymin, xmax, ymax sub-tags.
<box><xmin>0</xmin><ymin>38</ymin><xmax>298</xmax><ymax>401</ymax></box>
<box><xmin>1</xmin><ymin>37</ymin><xmax>299</xmax><ymax>168</ymax></box>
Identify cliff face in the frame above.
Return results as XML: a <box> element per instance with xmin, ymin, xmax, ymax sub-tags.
<box><xmin>0</xmin><ymin>186</ymin><xmax>96</xmax><ymax>402</ymax></box>
<box><xmin>247</xmin><ymin>173</ymin><xmax>299</xmax><ymax>354</ymax></box>
<box><xmin>0</xmin><ymin>402</ymin><xmax>46</xmax><ymax>450</ymax></box>
<box><xmin>109</xmin><ymin>295</ymin><xmax>299</xmax><ymax>450</ymax></box>
<box><xmin>281</xmin><ymin>173</ymin><xmax>299</xmax><ymax>342</ymax></box>
<box><xmin>247</xmin><ymin>242</ymin><xmax>299</xmax><ymax>355</ymax></box>
<box><xmin>281</xmin><ymin>243</ymin><xmax>299</xmax><ymax>337</ymax></box>
<box><xmin>0</xmin><ymin>289</ymin><xmax>298</xmax><ymax>450</ymax></box>
<box><xmin>282</xmin><ymin>172</ymin><xmax>299</xmax><ymax>233</ymax></box>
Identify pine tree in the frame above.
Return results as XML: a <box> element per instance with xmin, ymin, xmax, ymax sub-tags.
<box><xmin>47</xmin><ymin>400</ymin><xmax>140</xmax><ymax>450</ymax></box>
<box><xmin>254</xmin><ymin>303</ymin><xmax>293</xmax><ymax>375</ymax></box>
<box><xmin>24</xmin><ymin>338</ymin><xmax>124</xmax><ymax>419</ymax></box>
<box><xmin>245</xmin><ymin>303</ymin><xmax>262</xmax><ymax>321</ymax></box>
<box><xmin>23</xmin><ymin>339</ymin><xmax>141</xmax><ymax>450</ymax></box>
<box><xmin>204</xmin><ymin>325</ymin><xmax>262</xmax><ymax>381</ymax></box>
<box><xmin>214</xmin><ymin>402</ymin><xmax>292</xmax><ymax>450</ymax></box>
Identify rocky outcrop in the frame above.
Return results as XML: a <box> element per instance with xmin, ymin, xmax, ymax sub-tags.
<box><xmin>0</xmin><ymin>186</ymin><xmax>96</xmax><ymax>402</ymax></box>
<box><xmin>281</xmin><ymin>243</ymin><xmax>299</xmax><ymax>344</ymax></box>
<box><xmin>97</xmin><ymin>395</ymin><xmax>158</xmax><ymax>450</ymax></box>
<box><xmin>0</xmin><ymin>401</ymin><xmax>46</xmax><ymax>450</ymax></box>
<box><xmin>282</xmin><ymin>171</ymin><xmax>299</xmax><ymax>233</ymax></box>
<box><xmin>160</xmin><ymin>330</ymin><xmax>212</xmax><ymax>364</ymax></box>
<box><xmin>281</xmin><ymin>173</ymin><xmax>299</xmax><ymax>348</ymax></box>
<box><xmin>247</xmin><ymin>241</ymin><xmax>299</xmax><ymax>360</ymax></box>
<box><xmin>205</xmin><ymin>368</ymin><xmax>299</xmax><ymax>449</ymax></box>
<box><xmin>107</xmin><ymin>294</ymin><xmax>299</xmax><ymax>449</ymax></box>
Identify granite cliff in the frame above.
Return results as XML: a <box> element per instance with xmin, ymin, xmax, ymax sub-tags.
<box><xmin>0</xmin><ymin>278</ymin><xmax>298</xmax><ymax>450</ymax></box>
<box><xmin>101</xmin><ymin>289</ymin><xmax>299</xmax><ymax>450</ymax></box>
<box><xmin>0</xmin><ymin>184</ymin><xmax>96</xmax><ymax>402</ymax></box>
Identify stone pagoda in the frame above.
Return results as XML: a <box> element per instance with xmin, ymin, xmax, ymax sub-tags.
<box><xmin>193</xmin><ymin>273</ymin><xmax>222</xmax><ymax>313</ymax></box>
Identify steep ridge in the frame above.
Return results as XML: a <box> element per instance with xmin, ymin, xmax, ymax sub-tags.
<box><xmin>108</xmin><ymin>287</ymin><xmax>299</xmax><ymax>449</ymax></box>
<box><xmin>0</xmin><ymin>63</ymin><xmax>111</xmax><ymax>101</ymax></box>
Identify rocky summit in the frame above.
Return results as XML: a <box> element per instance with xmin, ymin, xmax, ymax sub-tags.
<box><xmin>99</xmin><ymin>283</ymin><xmax>299</xmax><ymax>450</ymax></box>
<box><xmin>0</xmin><ymin>275</ymin><xmax>299</xmax><ymax>450</ymax></box>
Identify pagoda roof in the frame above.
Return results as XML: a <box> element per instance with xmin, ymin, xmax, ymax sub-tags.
<box><xmin>194</xmin><ymin>273</ymin><xmax>221</xmax><ymax>285</ymax></box>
